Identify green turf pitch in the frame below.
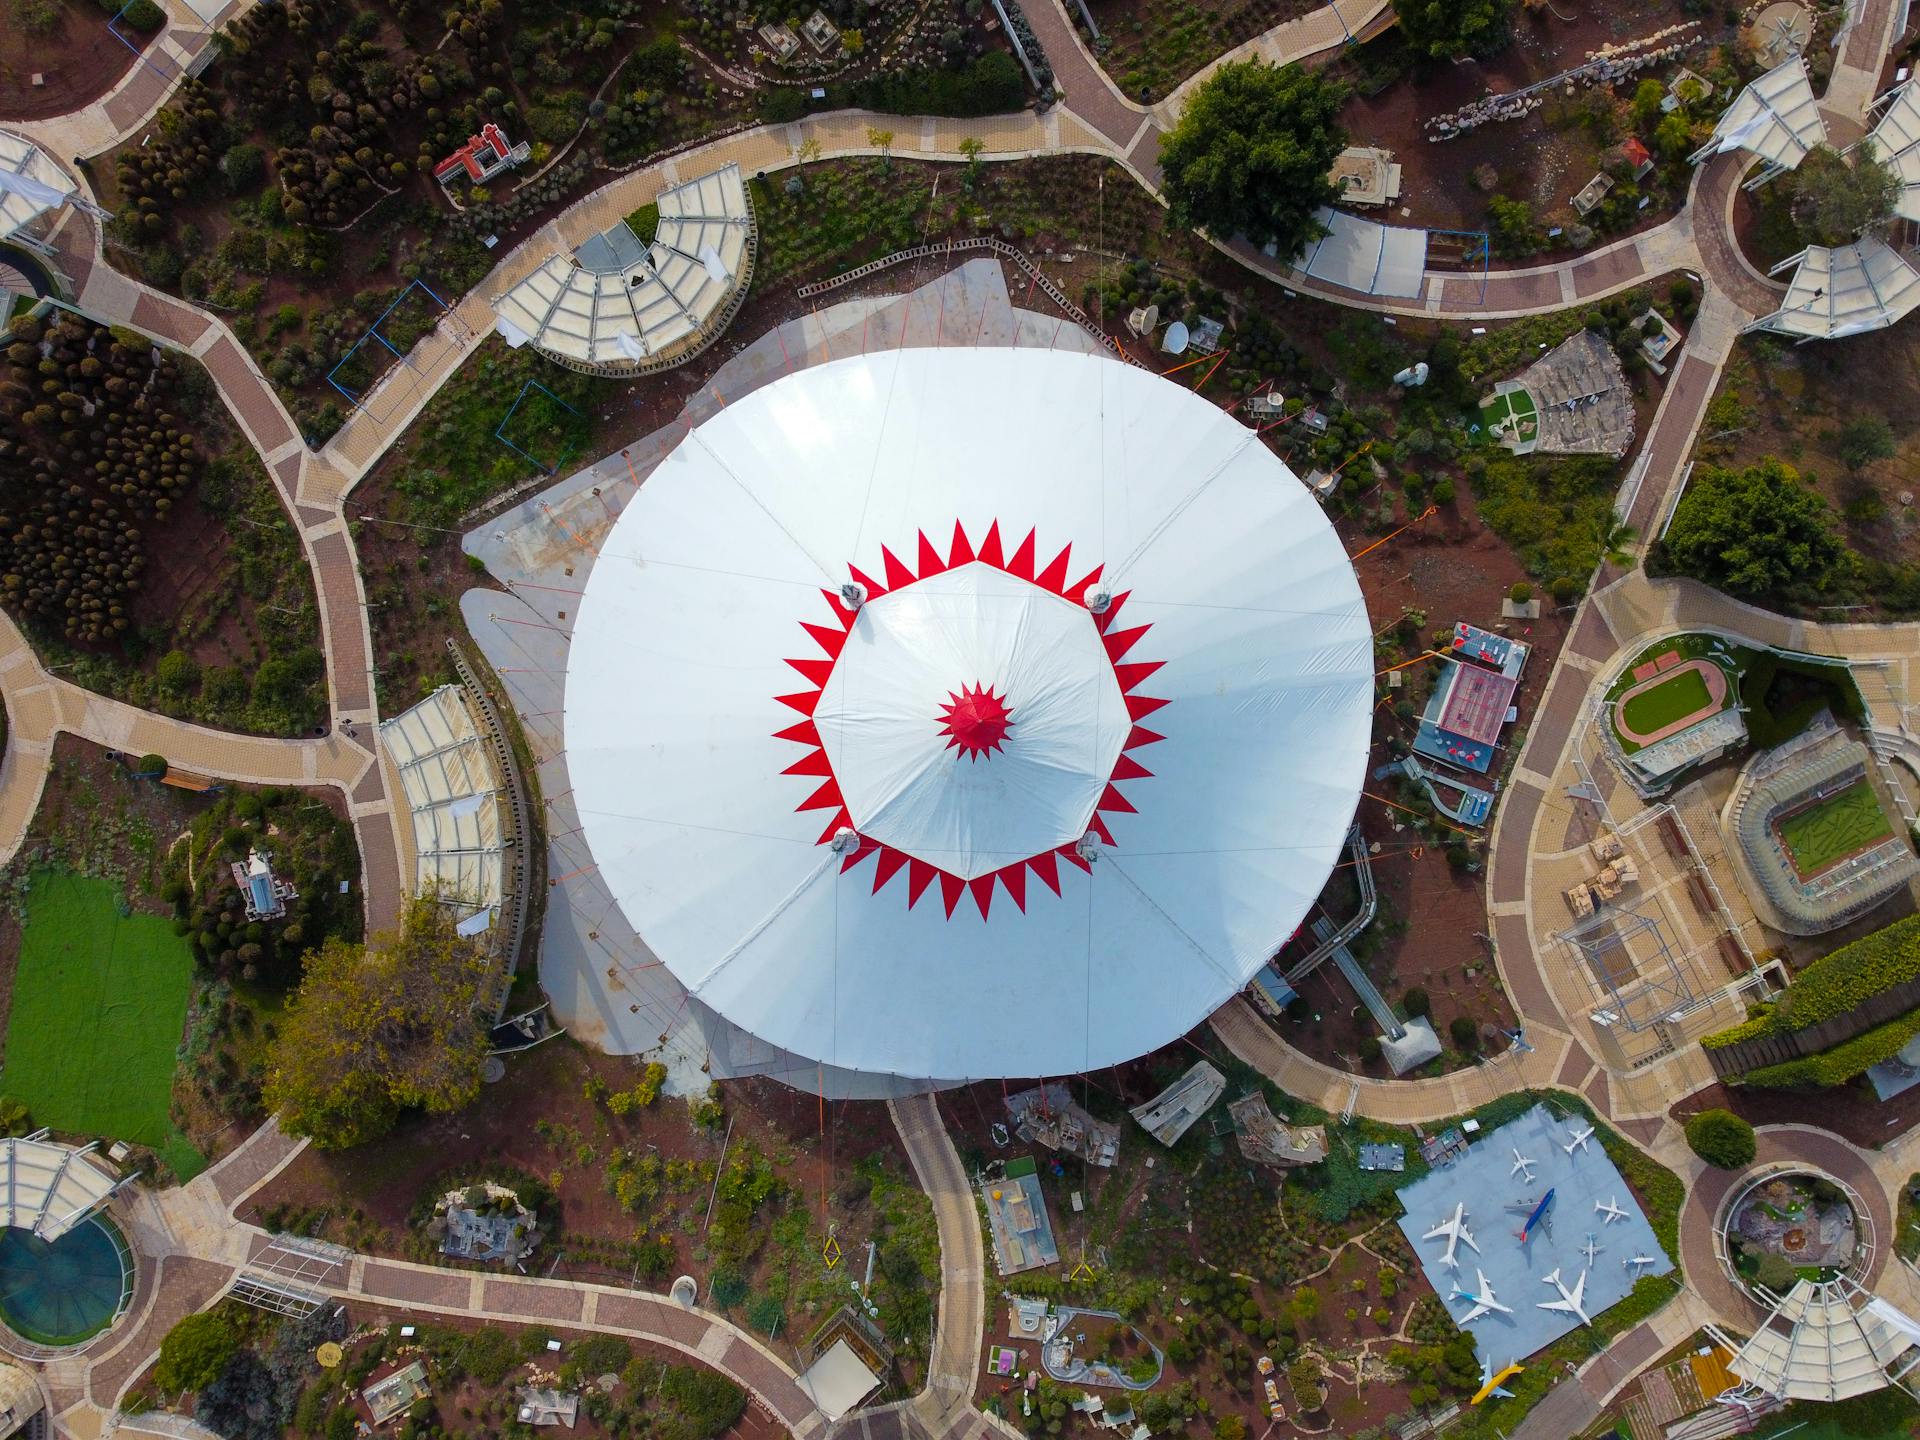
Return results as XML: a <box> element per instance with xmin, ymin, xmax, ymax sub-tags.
<box><xmin>1618</xmin><ymin>667</ymin><xmax>1713</xmax><ymax>737</ymax></box>
<box><xmin>1</xmin><ymin>871</ymin><xmax>203</xmax><ymax>1177</ymax></box>
<box><xmin>1778</xmin><ymin>781</ymin><xmax>1896</xmax><ymax>879</ymax></box>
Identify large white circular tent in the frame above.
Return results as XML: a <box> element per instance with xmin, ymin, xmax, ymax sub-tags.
<box><xmin>565</xmin><ymin>347</ymin><xmax>1373</xmax><ymax>1083</ymax></box>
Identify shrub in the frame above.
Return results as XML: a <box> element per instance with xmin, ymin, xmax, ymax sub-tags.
<box><xmin>1739</xmin><ymin>1007</ymin><xmax>1920</xmax><ymax>1089</ymax></box>
<box><xmin>1448</xmin><ymin>1015</ymin><xmax>1479</xmax><ymax>1051</ymax></box>
<box><xmin>659</xmin><ymin>1364</ymin><xmax>747</xmax><ymax>1437</ymax></box>
<box><xmin>122</xmin><ymin>0</ymin><xmax>164</xmax><ymax>29</ymax></box>
<box><xmin>1684</xmin><ymin>1109</ymin><xmax>1755</xmax><ymax>1169</ymax></box>
<box><xmin>137</xmin><ymin>753</ymin><xmax>168</xmax><ymax>777</ymax></box>
<box><xmin>155</xmin><ymin>1311</ymin><xmax>239</xmax><ymax>1393</ymax></box>
<box><xmin>1401</xmin><ymin>986</ymin><xmax>1431</xmax><ymax>1018</ymax></box>
<box><xmin>1747</xmin><ymin>915</ymin><xmax>1920</xmax><ymax>1033</ymax></box>
<box><xmin>1508</xmin><ymin>581</ymin><xmax>1533</xmax><ymax>603</ymax></box>
<box><xmin>1753</xmin><ymin>1252</ymin><xmax>1799</xmax><ymax>1293</ymax></box>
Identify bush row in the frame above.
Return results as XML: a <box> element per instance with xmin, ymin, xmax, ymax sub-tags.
<box><xmin>1740</xmin><ymin>1006</ymin><xmax>1920</xmax><ymax>1089</ymax></box>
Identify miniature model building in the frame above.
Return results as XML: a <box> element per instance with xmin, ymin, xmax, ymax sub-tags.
<box><xmin>363</xmin><ymin>1361</ymin><xmax>431</xmax><ymax>1427</ymax></box>
<box><xmin>230</xmin><ymin>847</ymin><xmax>296</xmax><ymax>922</ymax></box>
<box><xmin>1227</xmin><ymin>1093</ymin><xmax>1326</xmax><ymax>1168</ymax></box>
<box><xmin>427</xmin><ymin>1182</ymin><xmax>542</xmax><ymax>1264</ymax></box>
<box><xmin>1129</xmin><ymin>1061</ymin><xmax>1225</xmax><ymax>1146</ymax></box>
<box><xmin>983</xmin><ymin>1158</ymin><xmax>1059</xmax><ymax>1274</ymax></box>
<box><xmin>433</xmin><ymin>122</ymin><xmax>530</xmax><ymax>189</ymax></box>
<box><xmin>1006</xmin><ymin>1084</ymin><xmax>1120</xmax><ymax>1167</ymax></box>
<box><xmin>1330</xmin><ymin>146</ymin><xmax>1402</xmax><ymax>207</ymax></box>
<box><xmin>516</xmin><ymin>1389</ymin><xmax>580</xmax><ymax>1428</ymax></box>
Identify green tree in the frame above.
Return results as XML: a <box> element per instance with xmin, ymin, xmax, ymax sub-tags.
<box><xmin>1291</xmin><ymin>1287</ymin><xmax>1320</xmax><ymax>1326</ymax></box>
<box><xmin>1393</xmin><ymin>0</ymin><xmax>1513</xmax><ymax>60</ymax></box>
<box><xmin>1685</xmin><ymin>1108</ymin><xmax>1756</xmax><ymax>1169</ymax></box>
<box><xmin>1157</xmin><ymin>60</ymin><xmax>1348</xmax><ymax>258</ymax></box>
<box><xmin>1835</xmin><ymin>415</ymin><xmax>1897</xmax><ymax>470</ymax></box>
<box><xmin>154</xmin><ymin>1310</ymin><xmax>238</xmax><ymax>1394</ymax></box>
<box><xmin>1486</xmin><ymin>195</ymin><xmax>1540</xmax><ymax>258</ymax></box>
<box><xmin>1401</xmin><ymin>985</ymin><xmax>1431</xmax><ymax>1018</ymax></box>
<box><xmin>1753</xmin><ymin>1251</ymin><xmax>1799</xmax><ymax>1293</ymax></box>
<box><xmin>1790</xmin><ymin>145</ymin><xmax>1901</xmax><ymax>246</ymax></box>
<box><xmin>264</xmin><ymin>895</ymin><xmax>494</xmax><ymax>1148</ymax></box>
<box><xmin>1631</xmin><ymin>78</ymin><xmax>1666</xmax><ymax>130</ymax></box>
<box><xmin>1657</xmin><ymin>457</ymin><xmax>1848</xmax><ymax>602</ymax></box>
<box><xmin>1653</xmin><ymin>112</ymin><xmax>1693</xmax><ymax>160</ymax></box>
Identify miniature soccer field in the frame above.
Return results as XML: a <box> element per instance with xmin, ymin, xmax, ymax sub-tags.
<box><xmin>1618</xmin><ymin>666</ymin><xmax>1713</xmax><ymax>737</ymax></box>
<box><xmin>1478</xmin><ymin>389</ymin><xmax>1539</xmax><ymax>438</ymax></box>
<box><xmin>1</xmin><ymin>871</ymin><xmax>204</xmax><ymax>1178</ymax></box>
<box><xmin>1777</xmin><ymin>780</ymin><xmax>1896</xmax><ymax>879</ymax></box>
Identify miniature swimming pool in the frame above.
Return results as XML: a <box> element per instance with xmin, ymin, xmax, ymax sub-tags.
<box><xmin>0</xmin><ymin>1214</ymin><xmax>132</xmax><ymax>1346</ymax></box>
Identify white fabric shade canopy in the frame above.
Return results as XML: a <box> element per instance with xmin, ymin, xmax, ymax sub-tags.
<box><xmin>565</xmin><ymin>348</ymin><xmax>1373</xmax><ymax>1081</ymax></box>
<box><xmin>1692</xmin><ymin>56</ymin><xmax>1826</xmax><ymax>170</ymax></box>
<box><xmin>1745</xmin><ymin>238</ymin><xmax>1920</xmax><ymax>341</ymax></box>
<box><xmin>0</xmin><ymin>131</ymin><xmax>75</xmax><ymax>245</ymax></box>
<box><xmin>1867</xmin><ymin>80</ymin><xmax>1920</xmax><ymax>222</ymax></box>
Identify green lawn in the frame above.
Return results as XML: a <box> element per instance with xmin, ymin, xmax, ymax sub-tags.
<box><xmin>1777</xmin><ymin>780</ymin><xmax>1896</xmax><ymax>879</ymax></box>
<box><xmin>1618</xmin><ymin>666</ymin><xmax>1714</xmax><ymax>737</ymax></box>
<box><xmin>1</xmin><ymin>871</ymin><xmax>204</xmax><ymax>1179</ymax></box>
<box><xmin>1478</xmin><ymin>388</ymin><xmax>1539</xmax><ymax>443</ymax></box>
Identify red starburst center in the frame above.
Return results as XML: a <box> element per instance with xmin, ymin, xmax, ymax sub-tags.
<box><xmin>938</xmin><ymin>683</ymin><xmax>1013</xmax><ymax>759</ymax></box>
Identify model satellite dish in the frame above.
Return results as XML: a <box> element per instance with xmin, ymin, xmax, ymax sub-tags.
<box><xmin>1162</xmin><ymin>321</ymin><xmax>1190</xmax><ymax>355</ymax></box>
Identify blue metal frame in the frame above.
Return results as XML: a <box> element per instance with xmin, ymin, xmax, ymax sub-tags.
<box><xmin>1429</xmin><ymin>229</ymin><xmax>1491</xmax><ymax>306</ymax></box>
<box><xmin>494</xmin><ymin>380</ymin><xmax>581</xmax><ymax>476</ymax></box>
<box><xmin>325</xmin><ymin>278</ymin><xmax>453</xmax><ymax>415</ymax></box>
<box><xmin>106</xmin><ymin>2</ymin><xmax>185</xmax><ymax>87</ymax></box>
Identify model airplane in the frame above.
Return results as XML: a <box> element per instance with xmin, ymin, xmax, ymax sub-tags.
<box><xmin>1624</xmin><ymin>1254</ymin><xmax>1660</xmax><ymax>1275</ymax></box>
<box><xmin>1537</xmin><ymin>1267</ymin><xmax>1594</xmax><ymax>1326</ymax></box>
<box><xmin>1582</xmin><ymin>1232</ymin><xmax>1601</xmax><ymax>1267</ymax></box>
<box><xmin>1449</xmin><ymin>1268</ymin><xmax>1514</xmax><ymax>1324</ymax></box>
<box><xmin>1595</xmin><ymin>1196</ymin><xmax>1627</xmax><ymax>1225</ymax></box>
<box><xmin>1424</xmin><ymin>1201</ymin><xmax>1480</xmax><ymax>1268</ymax></box>
<box><xmin>1508</xmin><ymin>1188</ymin><xmax>1555</xmax><ymax>1243</ymax></box>
<box><xmin>1510</xmin><ymin>1147</ymin><xmax>1536</xmax><ymax>1183</ymax></box>
<box><xmin>1563</xmin><ymin>1122</ymin><xmax>1595</xmax><ymax>1156</ymax></box>
<box><xmin>1471</xmin><ymin>1358</ymin><xmax>1524</xmax><ymax>1406</ymax></box>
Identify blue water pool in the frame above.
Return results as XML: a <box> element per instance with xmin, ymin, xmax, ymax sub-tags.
<box><xmin>0</xmin><ymin>1215</ymin><xmax>131</xmax><ymax>1346</ymax></box>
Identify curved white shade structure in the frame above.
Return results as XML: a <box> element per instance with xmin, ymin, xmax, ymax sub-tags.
<box><xmin>564</xmin><ymin>348</ymin><xmax>1373</xmax><ymax>1081</ymax></box>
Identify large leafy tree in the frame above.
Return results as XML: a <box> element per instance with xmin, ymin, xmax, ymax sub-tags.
<box><xmin>1656</xmin><ymin>457</ymin><xmax>1849</xmax><ymax>602</ymax></box>
<box><xmin>1394</xmin><ymin>0</ymin><xmax>1514</xmax><ymax>61</ymax></box>
<box><xmin>1791</xmin><ymin>144</ymin><xmax>1901</xmax><ymax>246</ymax></box>
<box><xmin>1158</xmin><ymin>60</ymin><xmax>1348</xmax><ymax>259</ymax></box>
<box><xmin>264</xmin><ymin>896</ymin><xmax>493</xmax><ymax>1148</ymax></box>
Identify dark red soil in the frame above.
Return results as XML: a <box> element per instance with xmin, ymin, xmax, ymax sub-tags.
<box><xmin>0</xmin><ymin>0</ymin><xmax>146</xmax><ymax>121</ymax></box>
<box><xmin>1671</xmin><ymin>1078</ymin><xmax>1920</xmax><ymax>1149</ymax></box>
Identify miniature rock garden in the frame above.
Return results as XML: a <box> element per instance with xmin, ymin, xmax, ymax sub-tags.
<box><xmin>1726</xmin><ymin>1171</ymin><xmax>1862</xmax><ymax>1297</ymax></box>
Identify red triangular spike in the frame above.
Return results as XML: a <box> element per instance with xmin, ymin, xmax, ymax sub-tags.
<box><xmin>815</xmin><ymin>808</ymin><xmax>852</xmax><ymax>844</ymax></box>
<box><xmin>948</xmin><ymin>520</ymin><xmax>975</xmax><ymax>567</ymax></box>
<box><xmin>774</xmin><ymin>719</ymin><xmax>819</xmax><ymax>745</ymax></box>
<box><xmin>917</xmin><ymin>531</ymin><xmax>947</xmax><ymax>578</ymax></box>
<box><xmin>781</xmin><ymin>750</ymin><xmax>832</xmax><ymax>777</ymax></box>
<box><xmin>1125</xmin><ymin>693</ymin><xmax>1170</xmax><ymax>721</ymax></box>
<box><xmin>1097</xmin><ymin>783</ymin><xmax>1137</xmax><ymax>814</ymax></box>
<box><xmin>1110</xmin><ymin>754</ymin><xmax>1153</xmax><ymax>781</ymax></box>
<box><xmin>881</xmin><ymin>545</ymin><xmax>915</xmax><ymax>591</ymax></box>
<box><xmin>1029</xmin><ymin>850</ymin><xmax>1061</xmax><ymax>896</ymax></box>
<box><xmin>848</xmin><ymin>564</ymin><xmax>887</xmax><ymax>600</ymax></box>
<box><xmin>785</xmin><ymin>656</ymin><xmax>835</xmax><ymax>687</ymax></box>
<box><xmin>797</xmin><ymin>778</ymin><xmax>842</xmax><ymax>812</ymax></box>
<box><xmin>1096</xmin><ymin>590</ymin><xmax>1130</xmax><ymax>633</ymax></box>
<box><xmin>907</xmin><ymin>859</ymin><xmax>938</xmax><ymax>909</ymax></box>
<box><xmin>801</xmin><ymin>622</ymin><xmax>848</xmax><ymax>658</ymax></box>
<box><xmin>978</xmin><ymin>521</ymin><xmax>1004</xmax><ymax>567</ymax></box>
<box><xmin>1007</xmin><ymin>528</ymin><xmax>1037</xmax><ymax>580</ymax></box>
<box><xmin>776</xmin><ymin>691</ymin><xmax>821</xmax><ymax>716</ymax></box>
<box><xmin>820</xmin><ymin>587</ymin><xmax>858</xmax><ymax>626</ymax></box>
<box><xmin>998</xmin><ymin>863</ymin><xmax>1027</xmax><ymax>912</ymax></box>
<box><xmin>840</xmin><ymin>836</ymin><xmax>877</xmax><ymax>873</ymax></box>
<box><xmin>1035</xmin><ymin>543</ymin><xmax>1071</xmax><ymax>594</ymax></box>
<box><xmin>873</xmin><ymin>847</ymin><xmax>910</xmax><ymax>895</ymax></box>
<box><xmin>1066</xmin><ymin>564</ymin><xmax>1104</xmax><ymax>601</ymax></box>
<box><xmin>1114</xmin><ymin>660</ymin><xmax>1165</xmax><ymax>690</ymax></box>
<box><xmin>1059</xmin><ymin>843</ymin><xmax>1091</xmax><ymax>874</ymax></box>
<box><xmin>969</xmin><ymin>874</ymin><xmax>996</xmax><ymax>919</ymax></box>
<box><xmin>1103</xmin><ymin>625</ymin><xmax>1152</xmax><ymax>661</ymax></box>
<box><xmin>1124</xmin><ymin>724</ymin><xmax>1166</xmax><ymax>749</ymax></box>
<box><xmin>1091</xmin><ymin>815</ymin><xmax>1116</xmax><ymax>846</ymax></box>
<box><xmin>941</xmin><ymin>872</ymin><xmax>966</xmax><ymax>919</ymax></box>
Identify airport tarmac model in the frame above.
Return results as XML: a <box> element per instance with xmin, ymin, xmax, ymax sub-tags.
<box><xmin>1508</xmin><ymin>1188</ymin><xmax>1555</xmax><ymax>1243</ymax></box>
<box><xmin>1563</xmin><ymin>1122</ymin><xmax>1595</xmax><ymax>1155</ymax></box>
<box><xmin>1510</xmin><ymin>1148</ymin><xmax>1536</xmax><ymax>1183</ymax></box>
<box><xmin>1596</xmin><ymin>1196</ymin><xmax>1627</xmax><ymax>1225</ymax></box>
<box><xmin>1450</xmin><ymin>1268</ymin><xmax>1514</xmax><ymax>1324</ymax></box>
<box><xmin>1538</xmin><ymin>1267</ymin><xmax>1595</xmax><ymax>1326</ymax></box>
<box><xmin>1424</xmin><ymin>1202</ymin><xmax>1480</xmax><ymax>1268</ymax></box>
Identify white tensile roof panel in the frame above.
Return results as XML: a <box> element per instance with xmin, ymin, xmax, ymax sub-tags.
<box><xmin>564</xmin><ymin>348</ymin><xmax>1374</xmax><ymax>1081</ymax></box>
<box><xmin>0</xmin><ymin>1138</ymin><xmax>118</xmax><ymax>1240</ymax></box>
<box><xmin>1750</xmin><ymin>238</ymin><xmax>1920</xmax><ymax>339</ymax></box>
<box><xmin>1296</xmin><ymin>208</ymin><xmax>1428</xmax><ymax>298</ymax></box>
<box><xmin>0</xmin><ymin>130</ymin><xmax>73</xmax><ymax>244</ymax></box>
<box><xmin>1696</xmin><ymin>55</ymin><xmax>1825</xmax><ymax>169</ymax></box>
<box><xmin>795</xmin><ymin>1340</ymin><xmax>881</xmax><ymax>1422</ymax></box>
<box><xmin>490</xmin><ymin>163</ymin><xmax>750</xmax><ymax>366</ymax></box>
<box><xmin>1727</xmin><ymin>1279</ymin><xmax>1920</xmax><ymax>1402</ymax></box>
<box><xmin>1868</xmin><ymin>80</ymin><xmax>1920</xmax><ymax>222</ymax></box>
<box><xmin>381</xmin><ymin>686</ymin><xmax>504</xmax><ymax>914</ymax></box>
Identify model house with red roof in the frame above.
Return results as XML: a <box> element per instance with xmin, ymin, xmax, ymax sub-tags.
<box><xmin>433</xmin><ymin>123</ymin><xmax>529</xmax><ymax>189</ymax></box>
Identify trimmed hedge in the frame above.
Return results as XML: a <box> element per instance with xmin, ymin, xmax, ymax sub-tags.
<box><xmin>1739</xmin><ymin>1007</ymin><xmax>1920</xmax><ymax>1089</ymax></box>
<box><xmin>1701</xmin><ymin>1010</ymin><xmax>1774</xmax><ymax>1050</ymax></box>
<box><xmin>1775</xmin><ymin>914</ymin><xmax>1920</xmax><ymax>1029</ymax></box>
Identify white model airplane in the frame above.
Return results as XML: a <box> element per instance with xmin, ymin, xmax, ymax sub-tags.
<box><xmin>1449</xmin><ymin>1268</ymin><xmax>1514</xmax><ymax>1324</ymax></box>
<box><xmin>1424</xmin><ymin>1201</ymin><xmax>1480</xmax><ymax>1268</ymax></box>
<box><xmin>1563</xmin><ymin>1122</ymin><xmax>1596</xmax><ymax>1156</ymax></box>
<box><xmin>1582</xmin><ymin>1232</ymin><xmax>1601</xmax><ymax>1267</ymax></box>
<box><xmin>1510</xmin><ymin>1148</ymin><xmax>1536</xmax><ymax>1183</ymax></box>
<box><xmin>1537</xmin><ymin>1267</ymin><xmax>1595</xmax><ymax>1326</ymax></box>
<box><xmin>1624</xmin><ymin>1254</ymin><xmax>1660</xmax><ymax>1275</ymax></box>
<box><xmin>1595</xmin><ymin>1196</ymin><xmax>1627</xmax><ymax>1225</ymax></box>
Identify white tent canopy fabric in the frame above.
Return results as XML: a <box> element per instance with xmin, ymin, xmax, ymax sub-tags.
<box><xmin>795</xmin><ymin>1340</ymin><xmax>881</xmax><ymax>1422</ymax></box>
<box><xmin>380</xmin><ymin>685</ymin><xmax>505</xmax><ymax>919</ymax></box>
<box><xmin>0</xmin><ymin>131</ymin><xmax>75</xmax><ymax>245</ymax></box>
<box><xmin>1866</xmin><ymin>79</ymin><xmax>1920</xmax><ymax>222</ymax></box>
<box><xmin>1692</xmin><ymin>56</ymin><xmax>1826</xmax><ymax>171</ymax></box>
<box><xmin>1724</xmin><ymin>1279</ymin><xmax>1920</xmax><ymax>1403</ymax></box>
<box><xmin>1283</xmin><ymin>208</ymin><xmax>1429</xmax><ymax>298</ymax></box>
<box><xmin>564</xmin><ymin>348</ymin><xmax>1374</xmax><ymax>1082</ymax></box>
<box><xmin>492</xmin><ymin>163</ymin><xmax>752</xmax><ymax>371</ymax></box>
<box><xmin>0</xmin><ymin>1138</ymin><xmax>119</xmax><ymax>1241</ymax></box>
<box><xmin>1744</xmin><ymin>238</ymin><xmax>1920</xmax><ymax>340</ymax></box>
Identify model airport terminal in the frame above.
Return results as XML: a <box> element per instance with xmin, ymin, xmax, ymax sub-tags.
<box><xmin>15</xmin><ymin>1</ymin><xmax>1920</xmax><ymax>1438</ymax></box>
